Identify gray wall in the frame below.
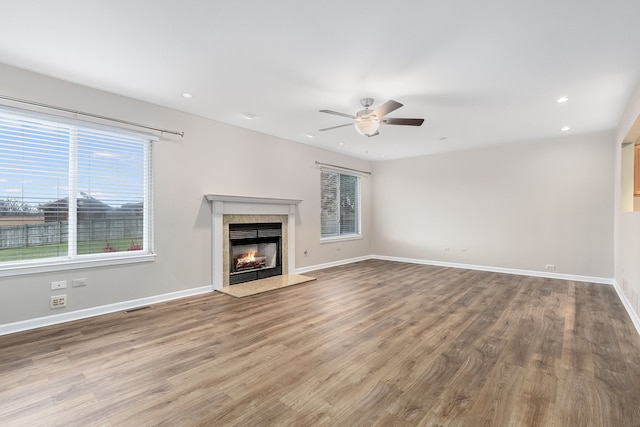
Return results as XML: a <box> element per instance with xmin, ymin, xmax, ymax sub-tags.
<box><xmin>0</xmin><ymin>61</ymin><xmax>625</xmax><ymax>329</ymax></box>
<box><xmin>371</xmin><ymin>132</ymin><xmax>614</xmax><ymax>278</ymax></box>
<box><xmin>0</xmin><ymin>63</ymin><xmax>373</xmax><ymax>325</ymax></box>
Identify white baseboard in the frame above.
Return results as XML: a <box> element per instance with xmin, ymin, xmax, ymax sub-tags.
<box><xmin>0</xmin><ymin>285</ymin><xmax>213</xmax><ymax>336</ymax></box>
<box><xmin>612</xmin><ymin>279</ymin><xmax>640</xmax><ymax>337</ymax></box>
<box><xmin>371</xmin><ymin>255</ymin><xmax>614</xmax><ymax>285</ymax></box>
<box><xmin>2</xmin><ymin>256</ymin><xmax>624</xmax><ymax>337</ymax></box>
<box><xmin>295</xmin><ymin>255</ymin><xmax>372</xmax><ymax>274</ymax></box>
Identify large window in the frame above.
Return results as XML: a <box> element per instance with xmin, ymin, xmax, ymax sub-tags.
<box><xmin>321</xmin><ymin>169</ymin><xmax>360</xmax><ymax>238</ymax></box>
<box><xmin>0</xmin><ymin>106</ymin><xmax>154</xmax><ymax>274</ymax></box>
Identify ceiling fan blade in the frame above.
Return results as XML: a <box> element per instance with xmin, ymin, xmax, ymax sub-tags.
<box><xmin>366</xmin><ymin>131</ymin><xmax>380</xmax><ymax>137</ymax></box>
<box><xmin>319</xmin><ymin>109</ymin><xmax>357</xmax><ymax>119</ymax></box>
<box><xmin>319</xmin><ymin>123</ymin><xmax>353</xmax><ymax>131</ymax></box>
<box><xmin>372</xmin><ymin>100</ymin><xmax>403</xmax><ymax>117</ymax></box>
<box><xmin>383</xmin><ymin>118</ymin><xmax>425</xmax><ymax>126</ymax></box>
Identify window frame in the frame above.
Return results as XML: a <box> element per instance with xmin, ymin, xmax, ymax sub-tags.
<box><xmin>0</xmin><ymin>106</ymin><xmax>155</xmax><ymax>277</ymax></box>
<box><xmin>634</xmin><ymin>143</ymin><xmax>640</xmax><ymax>196</ymax></box>
<box><xmin>320</xmin><ymin>168</ymin><xmax>362</xmax><ymax>241</ymax></box>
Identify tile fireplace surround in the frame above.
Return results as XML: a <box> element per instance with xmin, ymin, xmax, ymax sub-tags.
<box><xmin>205</xmin><ymin>194</ymin><xmax>302</xmax><ymax>290</ymax></box>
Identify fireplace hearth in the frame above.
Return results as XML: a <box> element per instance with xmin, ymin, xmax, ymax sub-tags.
<box><xmin>229</xmin><ymin>223</ymin><xmax>282</xmax><ymax>285</ymax></box>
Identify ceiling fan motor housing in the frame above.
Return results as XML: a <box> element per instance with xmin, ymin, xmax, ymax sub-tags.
<box><xmin>357</xmin><ymin>109</ymin><xmax>376</xmax><ymax>119</ymax></box>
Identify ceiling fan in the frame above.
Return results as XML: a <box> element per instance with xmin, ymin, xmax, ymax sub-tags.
<box><xmin>319</xmin><ymin>98</ymin><xmax>424</xmax><ymax>137</ymax></box>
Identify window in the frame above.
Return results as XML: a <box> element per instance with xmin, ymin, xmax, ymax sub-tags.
<box><xmin>0</xmin><ymin>105</ymin><xmax>154</xmax><ymax>274</ymax></box>
<box><xmin>321</xmin><ymin>169</ymin><xmax>360</xmax><ymax>238</ymax></box>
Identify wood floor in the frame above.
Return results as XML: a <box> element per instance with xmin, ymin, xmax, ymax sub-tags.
<box><xmin>2</xmin><ymin>260</ymin><xmax>640</xmax><ymax>426</ymax></box>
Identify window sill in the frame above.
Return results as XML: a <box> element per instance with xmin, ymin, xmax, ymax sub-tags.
<box><xmin>0</xmin><ymin>253</ymin><xmax>156</xmax><ymax>278</ymax></box>
<box><xmin>320</xmin><ymin>234</ymin><xmax>362</xmax><ymax>244</ymax></box>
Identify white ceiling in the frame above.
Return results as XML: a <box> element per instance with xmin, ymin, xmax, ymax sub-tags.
<box><xmin>1</xmin><ymin>1</ymin><xmax>640</xmax><ymax>160</ymax></box>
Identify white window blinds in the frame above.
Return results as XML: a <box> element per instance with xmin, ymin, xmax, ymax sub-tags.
<box><xmin>321</xmin><ymin>169</ymin><xmax>360</xmax><ymax>238</ymax></box>
<box><xmin>0</xmin><ymin>106</ymin><xmax>153</xmax><ymax>266</ymax></box>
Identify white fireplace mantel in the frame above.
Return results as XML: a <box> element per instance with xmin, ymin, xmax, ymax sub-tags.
<box><xmin>205</xmin><ymin>194</ymin><xmax>302</xmax><ymax>290</ymax></box>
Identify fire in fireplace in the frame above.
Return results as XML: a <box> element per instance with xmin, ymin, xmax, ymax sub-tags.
<box><xmin>232</xmin><ymin>241</ymin><xmax>277</xmax><ymax>272</ymax></box>
<box><xmin>234</xmin><ymin>250</ymin><xmax>266</xmax><ymax>271</ymax></box>
<box><xmin>229</xmin><ymin>223</ymin><xmax>282</xmax><ymax>285</ymax></box>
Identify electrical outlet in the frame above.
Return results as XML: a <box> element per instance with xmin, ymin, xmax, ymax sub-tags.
<box><xmin>51</xmin><ymin>280</ymin><xmax>67</xmax><ymax>290</ymax></box>
<box><xmin>444</xmin><ymin>247</ymin><xmax>450</xmax><ymax>252</ymax></box>
<box><xmin>50</xmin><ymin>294</ymin><xmax>67</xmax><ymax>309</ymax></box>
<box><xmin>545</xmin><ymin>264</ymin><xmax>556</xmax><ymax>271</ymax></box>
<box><xmin>72</xmin><ymin>278</ymin><xmax>88</xmax><ymax>287</ymax></box>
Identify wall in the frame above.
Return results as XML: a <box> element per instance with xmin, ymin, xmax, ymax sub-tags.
<box><xmin>371</xmin><ymin>132</ymin><xmax>614</xmax><ymax>279</ymax></box>
<box><xmin>0</xmin><ymin>64</ymin><xmax>372</xmax><ymax>327</ymax></box>
<box><xmin>615</xmin><ymin>81</ymin><xmax>640</xmax><ymax>321</ymax></box>
<box><xmin>0</xmin><ymin>60</ymin><xmax>628</xmax><ymax>332</ymax></box>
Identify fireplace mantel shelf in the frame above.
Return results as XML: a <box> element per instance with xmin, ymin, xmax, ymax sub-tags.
<box><xmin>205</xmin><ymin>194</ymin><xmax>302</xmax><ymax>205</ymax></box>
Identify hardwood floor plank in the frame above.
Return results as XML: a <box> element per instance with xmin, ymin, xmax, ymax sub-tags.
<box><xmin>463</xmin><ymin>361</ymin><xmax>525</xmax><ymax>426</ymax></box>
<box><xmin>552</xmin><ymin>369</ymin><xmax>603</xmax><ymax>427</ymax></box>
<box><xmin>508</xmin><ymin>352</ymin><xmax>559</xmax><ymax>427</ymax></box>
<box><xmin>1</xmin><ymin>260</ymin><xmax>640</xmax><ymax>426</ymax></box>
<box><xmin>421</xmin><ymin>336</ymin><xmax>507</xmax><ymax>424</ymax></box>
<box><xmin>388</xmin><ymin>353</ymin><xmax>458</xmax><ymax>423</ymax></box>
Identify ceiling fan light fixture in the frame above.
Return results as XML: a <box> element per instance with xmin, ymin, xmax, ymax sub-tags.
<box><xmin>354</xmin><ymin>117</ymin><xmax>380</xmax><ymax>136</ymax></box>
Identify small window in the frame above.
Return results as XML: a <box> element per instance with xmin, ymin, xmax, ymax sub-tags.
<box><xmin>320</xmin><ymin>169</ymin><xmax>360</xmax><ymax>238</ymax></box>
<box><xmin>0</xmin><ymin>106</ymin><xmax>154</xmax><ymax>274</ymax></box>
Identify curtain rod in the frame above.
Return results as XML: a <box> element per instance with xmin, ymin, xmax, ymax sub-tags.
<box><xmin>315</xmin><ymin>161</ymin><xmax>371</xmax><ymax>175</ymax></box>
<box><xmin>0</xmin><ymin>95</ymin><xmax>184</xmax><ymax>137</ymax></box>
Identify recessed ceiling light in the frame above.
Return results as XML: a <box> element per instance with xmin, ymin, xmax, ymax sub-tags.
<box><xmin>380</xmin><ymin>154</ymin><xmax>385</xmax><ymax>158</ymax></box>
<box><xmin>338</xmin><ymin>142</ymin><xmax>344</xmax><ymax>146</ymax></box>
<box><xmin>556</xmin><ymin>96</ymin><xmax>569</xmax><ymax>103</ymax></box>
<box><xmin>242</xmin><ymin>112</ymin><xmax>256</xmax><ymax>120</ymax></box>
<box><xmin>561</xmin><ymin>126</ymin><xmax>571</xmax><ymax>132</ymax></box>
<box><xmin>181</xmin><ymin>93</ymin><xmax>193</xmax><ymax>99</ymax></box>
<box><xmin>306</xmin><ymin>133</ymin><xmax>315</xmax><ymax>139</ymax></box>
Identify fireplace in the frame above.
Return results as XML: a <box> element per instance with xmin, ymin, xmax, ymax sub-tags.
<box><xmin>205</xmin><ymin>194</ymin><xmax>302</xmax><ymax>290</ymax></box>
<box><xmin>229</xmin><ymin>222</ymin><xmax>282</xmax><ymax>284</ymax></box>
